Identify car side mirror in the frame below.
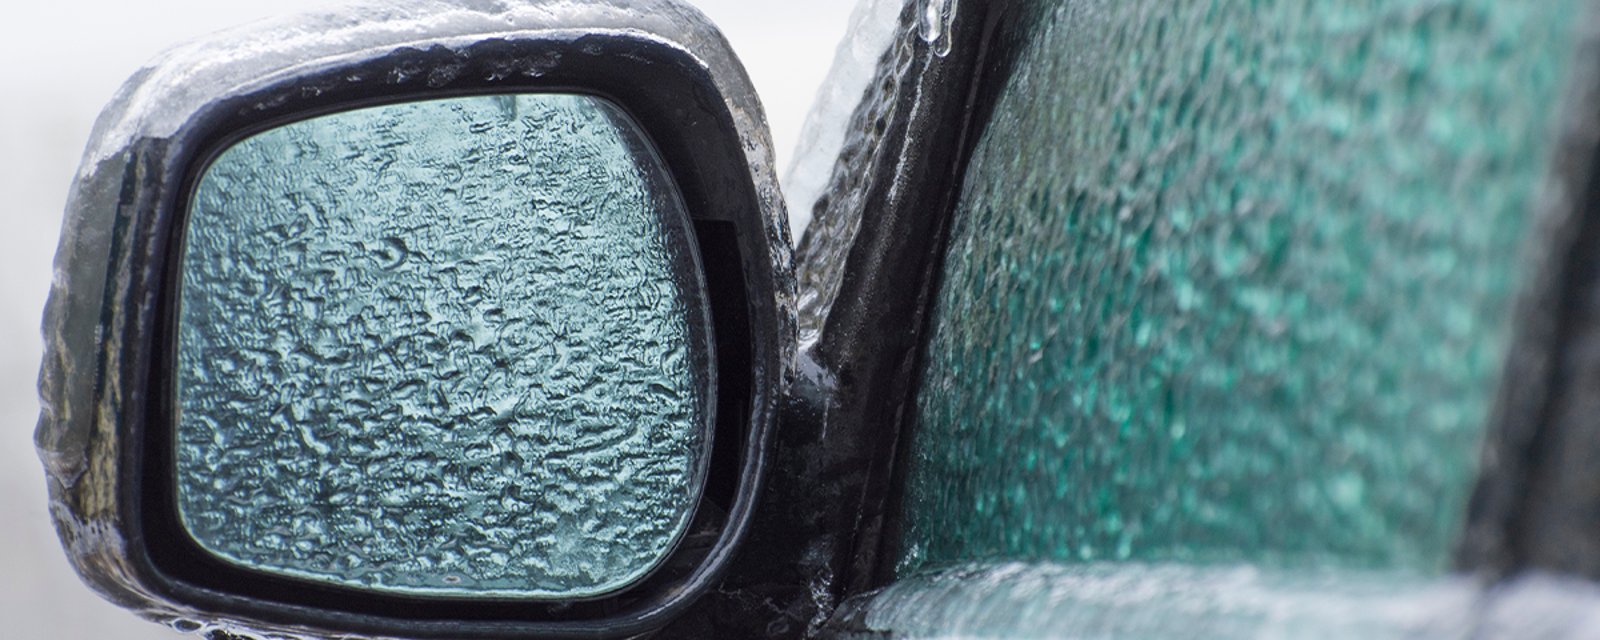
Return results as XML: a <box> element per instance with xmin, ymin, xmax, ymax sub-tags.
<box><xmin>34</xmin><ymin>1</ymin><xmax>793</xmax><ymax>638</ymax></box>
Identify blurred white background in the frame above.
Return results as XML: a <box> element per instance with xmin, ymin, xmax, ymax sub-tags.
<box><xmin>0</xmin><ymin>1</ymin><xmax>857</xmax><ymax>636</ymax></box>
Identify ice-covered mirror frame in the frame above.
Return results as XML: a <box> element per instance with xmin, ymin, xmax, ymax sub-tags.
<box><xmin>34</xmin><ymin>1</ymin><xmax>795</xmax><ymax>638</ymax></box>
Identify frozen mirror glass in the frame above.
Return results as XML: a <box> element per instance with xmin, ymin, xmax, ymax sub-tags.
<box><xmin>173</xmin><ymin>93</ymin><xmax>715</xmax><ymax>600</ymax></box>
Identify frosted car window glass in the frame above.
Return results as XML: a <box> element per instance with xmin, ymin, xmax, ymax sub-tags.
<box><xmin>900</xmin><ymin>0</ymin><xmax>1577</xmax><ymax>575</ymax></box>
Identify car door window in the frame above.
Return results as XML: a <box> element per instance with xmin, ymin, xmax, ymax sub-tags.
<box><xmin>860</xmin><ymin>0</ymin><xmax>1588</xmax><ymax>634</ymax></box>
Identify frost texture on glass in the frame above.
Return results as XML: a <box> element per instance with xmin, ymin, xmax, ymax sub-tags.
<box><xmin>900</xmin><ymin>0</ymin><xmax>1583</xmax><ymax>576</ymax></box>
<box><xmin>176</xmin><ymin>94</ymin><xmax>713</xmax><ymax>599</ymax></box>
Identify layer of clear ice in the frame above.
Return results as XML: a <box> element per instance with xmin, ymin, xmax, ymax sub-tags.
<box><xmin>781</xmin><ymin>0</ymin><xmax>908</xmax><ymax>238</ymax></box>
<box><xmin>838</xmin><ymin>562</ymin><xmax>1600</xmax><ymax>639</ymax></box>
<box><xmin>37</xmin><ymin>0</ymin><xmax>794</xmax><ymax>637</ymax></box>
<box><xmin>175</xmin><ymin>94</ymin><xmax>711</xmax><ymax>599</ymax></box>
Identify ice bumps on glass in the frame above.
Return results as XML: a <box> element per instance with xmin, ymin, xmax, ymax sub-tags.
<box><xmin>175</xmin><ymin>94</ymin><xmax>714</xmax><ymax>598</ymax></box>
<box><xmin>902</xmin><ymin>0</ymin><xmax>1579</xmax><ymax>576</ymax></box>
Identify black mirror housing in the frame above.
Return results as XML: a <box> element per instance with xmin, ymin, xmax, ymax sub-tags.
<box><xmin>35</xmin><ymin>1</ymin><xmax>794</xmax><ymax>637</ymax></box>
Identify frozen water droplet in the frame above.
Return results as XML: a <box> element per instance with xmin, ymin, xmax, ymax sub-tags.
<box><xmin>918</xmin><ymin>0</ymin><xmax>958</xmax><ymax>57</ymax></box>
<box><xmin>171</xmin><ymin>619</ymin><xmax>204</xmax><ymax>633</ymax></box>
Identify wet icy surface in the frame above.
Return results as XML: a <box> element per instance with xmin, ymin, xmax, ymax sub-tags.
<box><xmin>839</xmin><ymin>563</ymin><xmax>1600</xmax><ymax>639</ymax></box>
<box><xmin>782</xmin><ymin>0</ymin><xmax>908</xmax><ymax>237</ymax></box>
<box><xmin>34</xmin><ymin>0</ymin><xmax>793</xmax><ymax>635</ymax></box>
<box><xmin>176</xmin><ymin>94</ymin><xmax>713</xmax><ymax>598</ymax></box>
<box><xmin>840</xmin><ymin>562</ymin><xmax>1480</xmax><ymax>638</ymax></box>
<box><xmin>901</xmin><ymin>0</ymin><xmax>1584</xmax><ymax>576</ymax></box>
<box><xmin>792</xmin><ymin>1</ymin><xmax>921</xmax><ymax>345</ymax></box>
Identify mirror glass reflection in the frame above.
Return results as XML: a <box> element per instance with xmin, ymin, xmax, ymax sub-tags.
<box><xmin>174</xmin><ymin>94</ymin><xmax>714</xmax><ymax>599</ymax></box>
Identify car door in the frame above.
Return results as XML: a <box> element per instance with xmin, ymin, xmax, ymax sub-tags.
<box><xmin>676</xmin><ymin>0</ymin><xmax>1600</xmax><ymax>637</ymax></box>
